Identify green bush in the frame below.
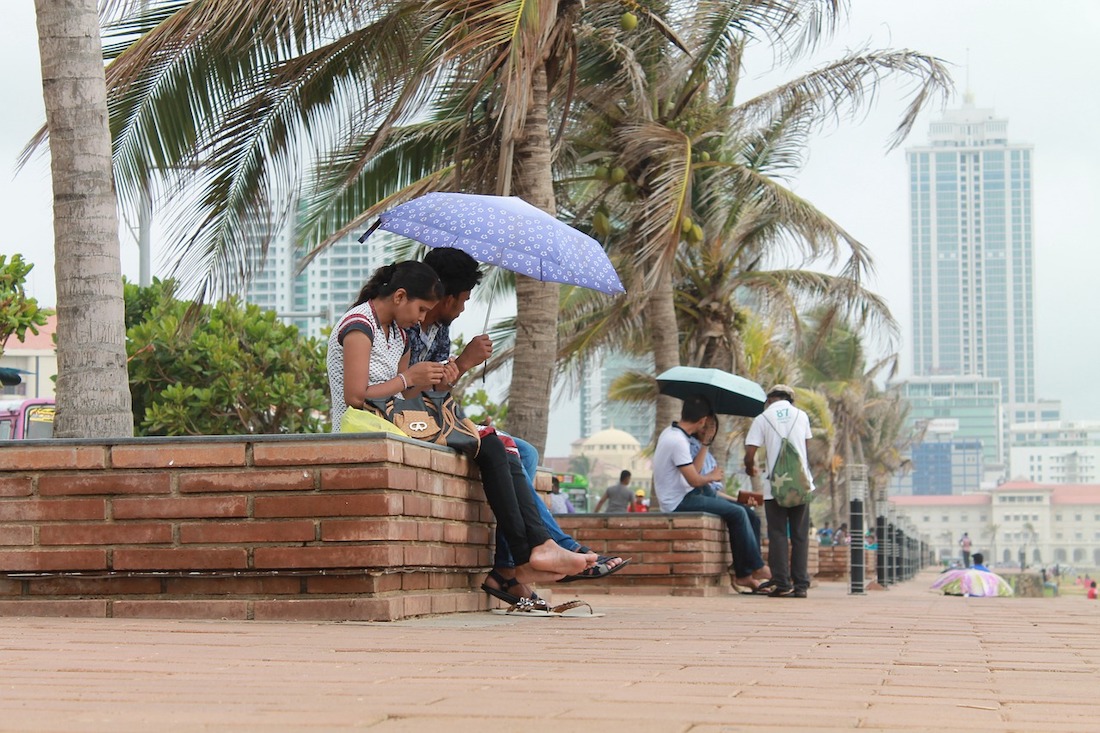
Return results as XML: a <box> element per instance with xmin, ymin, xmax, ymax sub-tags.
<box><xmin>125</xmin><ymin>279</ymin><xmax>329</xmax><ymax>435</ymax></box>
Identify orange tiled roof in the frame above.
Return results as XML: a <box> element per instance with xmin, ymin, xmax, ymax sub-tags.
<box><xmin>2</xmin><ymin>313</ymin><xmax>56</xmax><ymax>351</ymax></box>
<box><xmin>890</xmin><ymin>494</ymin><xmax>991</xmax><ymax>506</ymax></box>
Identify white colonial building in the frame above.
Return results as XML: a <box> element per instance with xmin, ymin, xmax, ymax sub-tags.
<box><xmin>892</xmin><ymin>479</ymin><xmax>1100</xmax><ymax>569</ymax></box>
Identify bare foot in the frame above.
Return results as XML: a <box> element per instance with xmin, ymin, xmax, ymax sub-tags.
<box><xmin>577</xmin><ymin>550</ymin><xmax>598</xmax><ymax>566</ymax></box>
<box><xmin>735</xmin><ymin>575</ymin><xmax>761</xmax><ymax>590</ymax></box>
<box><xmin>528</xmin><ymin>539</ymin><xmax>590</xmax><ymax>576</ymax></box>
<box><xmin>751</xmin><ymin>567</ymin><xmax>772</xmax><ymax>581</ymax></box>
<box><xmin>514</xmin><ymin>564</ymin><xmax>566</xmax><ymax>585</ymax></box>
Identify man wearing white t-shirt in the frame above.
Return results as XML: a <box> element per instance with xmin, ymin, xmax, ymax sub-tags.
<box><xmin>654</xmin><ymin>395</ymin><xmax>769</xmax><ymax>592</ymax></box>
<box><xmin>745</xmin><ymin>385</ymin><xmax>815</xmax><ymax>598</ymax></box>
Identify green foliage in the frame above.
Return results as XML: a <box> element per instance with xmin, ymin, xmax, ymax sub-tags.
<box><xmin>0</xmin><ymin>254</ymin><xmax>48</xmax><ymax>355</ymax></box>
<box><xmin>459</xmin><ymin>388</ymin><xmax>507</xmax><ymax>429</ymax></box>
<box><xmin>124</xmin><ymin>277</ymin><xmax>177</xmax><ymax>330</ymax></box>
<box><xmin>125</xmin><ymin>280</ymin><xmax>329</xmax><ymax>436</ymax></box>
<box><xmin>569</xmin><ymin>454</ymin><xmax>593</xmax><ymax>477</ymax></box>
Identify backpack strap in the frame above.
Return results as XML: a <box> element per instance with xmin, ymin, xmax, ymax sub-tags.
<box><xmin>762</xmin><ymin>411</ymin><xmax>798</xmax><ymax>441</ymax></box>
<box><xmin>761</xmin><ymin>410</ymin><xmax>799</xmax><ymax>476</ymax></box>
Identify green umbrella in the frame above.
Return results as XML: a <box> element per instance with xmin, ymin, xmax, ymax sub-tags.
<box><xmin>656</xmin><ymin>366</ymin><xmax>766</xmax><ymax>417</ymax></box>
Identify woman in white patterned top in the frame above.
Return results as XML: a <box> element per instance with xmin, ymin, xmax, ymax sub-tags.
<box><xmin>330</xmin><ymin>261</ymin><xmax>590</xmax><ymax>584</ymax></box>
<box><xmin>328</xmin><ymin>261</ymin><xmax>448</xmax><ymax>428</ymax></box>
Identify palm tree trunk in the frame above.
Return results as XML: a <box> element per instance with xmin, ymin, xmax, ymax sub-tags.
<box><xmin>507</xmin><ymin>63</ymin><xmax>558</xmax><ymax>455</ymax></box>
<box><xmin>35</xmin><ymin>0</ymin><xmax>133</xmax><ymax>438</ymax></box>
<box><xmin>649</xmin><ymin>264</ymin><xmax>681</xmax><ymax>440</ymax></box>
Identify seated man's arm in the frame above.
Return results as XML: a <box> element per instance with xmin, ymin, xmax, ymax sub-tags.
<box><xmin>677</xmin><ymin>461</ymin><xmax>721</xmax><ymax>489</ymax></box>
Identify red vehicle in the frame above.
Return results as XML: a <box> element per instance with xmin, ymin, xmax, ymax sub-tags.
<box><xmin>0</xmin><ymin>398</ymin><xmax>55</xmax><ymax>440</ymax></box>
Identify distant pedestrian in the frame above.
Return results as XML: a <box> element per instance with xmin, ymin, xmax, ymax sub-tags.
<box><xmin>1088</xmin><ymin>581</ymin><xmax>1097</xmax><ymax>601</ymax></box>
<box><xmin>548</xmin><ymin>477</ymin><xmax>576</xmax><ymax>515</ymax></box>
<box><xmin>834</xmin><ymin>523</ymin><xmax>850</xmax><ymax>546</ymax></box>
<box><xmin>595</xmin><ymin>470</ymin><xmax>633</xmax><ymax>513</ymax></box>
<box><xmin>959</xmin><ymin>532</ymin><xmax>972</xmax><ymax>568</ymax></box>
<box><xmin>627</xmin><ymin>489</ymin><xmax>649</xmax><ymax>513</ymax></box>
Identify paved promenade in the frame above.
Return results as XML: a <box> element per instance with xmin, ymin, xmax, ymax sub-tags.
<box><xmin>2</xmin><ymin>571</ymin><xmax>1098</xmax><ymax>732</ymax></box>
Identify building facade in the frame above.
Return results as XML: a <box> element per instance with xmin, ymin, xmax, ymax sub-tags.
<box><xmin>893</xmin><ymin>480</ymin><xmax>1100</xmax><ymax>568</ymax></box>
<box><xmin>579</xmin><ymin>352</ymin><xmax>655</xmax><ymax>448</ymax></box>
<box><xmin>891</xmin><ymin>375</ymin><xmax>1004</xmax><ymax>486</ymax></box>
<box><xmin>244</xmin><ymin>226</ymin><xmax>395</xmax><ymax>339</ymax></box>
<box><xmin>909</xmin><ymin>438</ymin><xmax>984</xmax><ymax>496</ymax></box>
<box><xmin>1010</xmin><ymin>421</ymin><xmax>1100</xmax><ymax>484</ymax></box>
<box><xmin>0</xmin><ymin>314</ymin><xmax>57</xmax><ymax>400</ymax></box>
<box><xmin>907</xmin><ymin>95</ymin><xmax>1035</xmax><ymax>407</ymax></box>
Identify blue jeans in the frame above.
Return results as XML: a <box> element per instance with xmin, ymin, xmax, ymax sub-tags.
<box><xmin>675</xmin><ymin>487</ymin><xmax>764</xmax><ymax>578</ymax></box>
<box><xmin>493</xmin><ymin>437</ymin><xmax>582</xmax><ymax>568</ymax></box>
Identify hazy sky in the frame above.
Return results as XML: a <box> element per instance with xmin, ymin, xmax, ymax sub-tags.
<box><xmin>3</xmin><ymin>2</ymin><xmax>1099</xmax><ymax>456</ymax></box>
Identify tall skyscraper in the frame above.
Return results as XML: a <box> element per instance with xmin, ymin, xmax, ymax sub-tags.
<box><xmin>245</xmin><ymin>226</ymin><xmax>395</xmax><ymax>339</ymax></box>
<box><xmin>579</xmin><ymin>352</ymin><xmax>655</xmax><ymax>448</ymax></box>
<box><xmin>907</xmin><ymin>94</ymin><xmax>1035</xmax><ymax>407</ymax></box>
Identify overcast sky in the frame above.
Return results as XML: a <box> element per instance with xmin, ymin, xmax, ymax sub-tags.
<box><xmin>3</xmin><ymin>2</ymin><xmax>1099</xmax><ymax>456</ymax></box>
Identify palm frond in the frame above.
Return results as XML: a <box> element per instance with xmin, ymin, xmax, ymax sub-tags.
<box><xmin>731</xmin><ymin>48</ymin><xmax>953</xmax><ymax>150</ymax></box>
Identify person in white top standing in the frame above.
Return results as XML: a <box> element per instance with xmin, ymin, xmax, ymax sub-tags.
<box><xmin>744</xmin><ymin>384</ymin><xmax>815</xmax><ymax>598</ymax></box>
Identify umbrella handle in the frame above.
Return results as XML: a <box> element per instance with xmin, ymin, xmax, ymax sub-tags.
<box><xmin>357</xmin><ymin>219</ymin><xmax>382</xmax><ymax>244</ymax></box>
<box><xmin>480</xmin><ymin>303</ymin><xmax>492</xmax><ymax>383</ymax></box>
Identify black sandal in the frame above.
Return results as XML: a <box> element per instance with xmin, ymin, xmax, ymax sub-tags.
<box><xmin>558</xmin><ymin>555</ymin><xmax>631</xmax><ymax>583</ymax></box>
<box><xmin>481</xmin><ymin>569</ymin><xmax>550</xmax><ymax>610</ymax></box>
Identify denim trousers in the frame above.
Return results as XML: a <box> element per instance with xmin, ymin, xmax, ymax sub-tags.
<box><xmin>473</xmin><ymin>433</ymin><xmax>551</xmax><ymax>567</ymax></box>
<box><xmin>675</xmin><ymin>487</ymin><xmax>764</xmax><ymax>578</ymax></box>
<box><xmin>493</xmin><ymin>436</ymin><xmax>582</xmax><ymax>568</ymax></box>
<box><xmin>763</xmin><ymin>499</ymin><xmax>810</xmax><ymax>591</ymax></box>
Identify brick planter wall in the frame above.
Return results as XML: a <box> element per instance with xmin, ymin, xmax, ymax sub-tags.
<box><xmin>555</xmin><ymin>512</ymin><xmax>828</xmax><ymax>594</ymax></box>
<box><xmin>554</xmin><ymin>513</ymin><xmax>735</xmax><ymax>596</ymax></box>
<box><xmin>0</xmin><ymin>434</ymin><xmax>494</xmax><ymax>621</ymax></box>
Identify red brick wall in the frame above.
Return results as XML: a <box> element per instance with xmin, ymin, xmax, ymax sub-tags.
<box><xmin>0</xmin><ymin>435</ymin><xmax>493</xmax><ymax>620</ymax></box>
<box><xmin>555</xmin><ymin>513</ymin><xmax>735</xmax><ymax>596</ymax></box>
<box><xmin>555</xmin><ymin>513</ymin><xmax>830</xmax><ymax>594</ymax></box>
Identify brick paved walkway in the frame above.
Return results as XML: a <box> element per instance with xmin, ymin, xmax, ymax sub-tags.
<box><xmin>1</xmin><ymin>571</ymin><xmax>1098</xmax><ymax>732</ymax></box>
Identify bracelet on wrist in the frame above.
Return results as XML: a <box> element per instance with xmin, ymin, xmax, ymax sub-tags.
<box><xmin>397</xmin><ymin>373</ymin><xmax>408</xmax><ymax>390</ymax></box>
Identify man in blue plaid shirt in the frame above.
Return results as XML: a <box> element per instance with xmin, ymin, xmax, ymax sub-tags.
<box><xmin>407</xmin><ymin>247</ymin><xmax>629</xmax><ymax>598</ymax></box>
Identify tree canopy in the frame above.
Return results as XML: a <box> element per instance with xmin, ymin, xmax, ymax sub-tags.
<box><xmin>125</xmin><ymin>279</ymin><xmax>329</xmax><ymax>435</ymax></box>
<box><xmin>0</xmin><ymin>254</ymin><xmax>48</xmax><ymax>357</ymax></box>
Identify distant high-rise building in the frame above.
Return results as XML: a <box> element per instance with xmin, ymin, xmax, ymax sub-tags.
<box><xmin>245</xmin><ymin>225</ymin><xmax>395</xmax><ymax>339</ymax></box>
<box><xmin>1009</xmin><ymin>420</ymin><xmax>1100</xmax><ymax>484</ymax></box>
<box><xmin>890</xmin><ymin>375</ymin><xmax>1004</xmax><ymax>494</ymax></box>
<box><xmin>579</xmin><ymin>352</ymin><xmax>654</xmax><ymax>448</ymax></box>
<box><xmin>907</xmin><ymin>95</ymin><xmax>1035</xmax><ymax>406</ymax></box>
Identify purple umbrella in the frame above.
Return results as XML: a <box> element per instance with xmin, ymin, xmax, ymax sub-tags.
<box><xmin>361</xmin><ymin>192</ymin><xmax>624</xmax><ymax>295</ymax></box>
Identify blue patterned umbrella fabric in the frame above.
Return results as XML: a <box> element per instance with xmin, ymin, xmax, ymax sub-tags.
<box><xmin>367</xmin><ymin>192</ymin><xmax>624</xmax><ymax>295</ymax></box>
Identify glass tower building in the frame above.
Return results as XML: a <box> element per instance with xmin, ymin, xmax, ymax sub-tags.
<box><xmin>579</xmin><ymin>352</ymin><xmax>655</xmax><ymax>448</ymax></box>
<box><xmin>907</xmin><ymin>95</ymin><xmax>1035</xmax><ymax>407</ymax></box>
<box><xmin>245</xmin><ymin>226</ymin><xmax>395</xmax><ymax>339</ymax></box>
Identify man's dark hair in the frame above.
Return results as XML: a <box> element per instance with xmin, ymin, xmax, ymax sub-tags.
<box><xmin>972</xmin><ymin>552</ymin><xmax>984</xmax><ymax>565</ymax></box>
<box><xmin>423</xmin><ymin>247</ymin><xmax>483</xmax><ymax>297</ymax></box>
<box><xmin>619</xmin><ymin>470</ymin><xmax>631</xmax><ymax>483</ymax></box>
<box><xmin>680</xmin><ymin>394</ymin><xmax>713</xmax><ymax>423</ymax></box>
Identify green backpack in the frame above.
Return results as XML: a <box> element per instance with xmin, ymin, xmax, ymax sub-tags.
<box><xmin>765</xmin><ymin>412</ymin><xmax>813</xmax><ymax>508</ymax></box>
